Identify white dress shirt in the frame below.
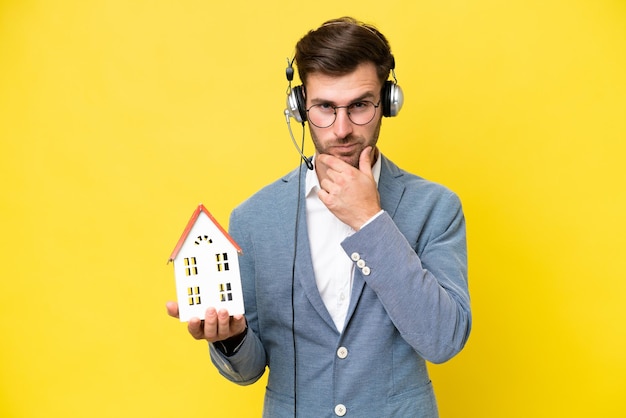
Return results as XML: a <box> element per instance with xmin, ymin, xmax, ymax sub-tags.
<box><xmin>305</xmin><ymin>155</ymin><xmax>382</xmax><ymax>332</ymax></box>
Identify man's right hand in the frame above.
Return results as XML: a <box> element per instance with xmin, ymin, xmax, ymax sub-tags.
<box><xmin>166</xmin><ymin>301</ymin><xmax>247</xmax><ymax>343</ymax></box>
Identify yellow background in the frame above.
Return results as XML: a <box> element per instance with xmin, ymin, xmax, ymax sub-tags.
<box><xmin>1</xmin><ymin>0</ymin><xmax>625</xmax><ymax>416</ymax></box>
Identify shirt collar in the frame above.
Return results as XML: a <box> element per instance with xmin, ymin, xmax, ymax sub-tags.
<box><xmin>305</xmin><ymin>152</ymin><xmax>382</xmax><ymax>198</ymax></box>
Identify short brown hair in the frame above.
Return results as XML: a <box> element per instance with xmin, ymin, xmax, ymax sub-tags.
<box><xmin>294</xmin><ymin>17</ymin><xmax>394</xmax><ymax>86</ymax></box>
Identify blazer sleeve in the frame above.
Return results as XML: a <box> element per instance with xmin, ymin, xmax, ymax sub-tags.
<box><xmin>341</xmin><ymin>191</ymin><xmax>471</xmax><ymax>364</ymax></box>
<box><xmin>209</xmin><ymin>331</ymin><xmax>266</xmax><ymax>385</ymax></box>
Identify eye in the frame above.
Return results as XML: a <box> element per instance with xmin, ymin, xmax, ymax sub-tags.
<box><xmin>349</xmin><ymin>101</ymin><xmax>370</xmax><ymax>111</ymax></box>
<box><xmin>316</xmin><ymin>103</ymin><xmax>335</xmax><ymax>114</ymax></box>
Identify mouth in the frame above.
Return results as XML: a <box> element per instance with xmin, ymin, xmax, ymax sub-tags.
<box><xmin>331</xmin><ymin>142</ymin><xmax>359</xmax><ymax>155</ymax></box>
<box><xmin>328</xmin><ymin>143</ymin><xmax>362</xmax><ymax>167</ymax></box>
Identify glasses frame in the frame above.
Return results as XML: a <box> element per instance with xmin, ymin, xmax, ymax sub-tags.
<box><xmin>305</xmin><ymin>100</ymin><xmax>381</xmax><ymax>128</ymax></box>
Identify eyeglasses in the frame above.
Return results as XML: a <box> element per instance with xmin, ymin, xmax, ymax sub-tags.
<box><xmin>306</xmin><ymin>100</ymin><xmax>381</xmax><ymax>128</ymax></box>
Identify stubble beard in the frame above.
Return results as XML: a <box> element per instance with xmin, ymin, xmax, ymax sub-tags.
<box><xmin>310</xmin><ymin>118</ymin><xmax>382</xmax><ymax>168</ymax></box>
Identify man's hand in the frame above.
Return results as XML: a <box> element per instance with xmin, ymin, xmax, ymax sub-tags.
<box><xmin>316</xmin><ymin>146</ymin><xmax>381</xmax><ymax>230</ymax></box>
<box><xmin>166</xmin><ymin>301</ymin><xmax>247</xmax><ymax>343</ymax></box>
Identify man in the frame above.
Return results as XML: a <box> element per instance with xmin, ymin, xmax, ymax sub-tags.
<box><xmin>167</xmin><ymin>17</ymin><xmax>471</xmax><ymax>417</ymax></box>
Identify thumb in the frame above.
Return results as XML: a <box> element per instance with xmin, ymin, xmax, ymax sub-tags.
<box><xmin>359</xmin><ymin>146</ymin><xmax>374</xmax><ymax>176</ymax></box>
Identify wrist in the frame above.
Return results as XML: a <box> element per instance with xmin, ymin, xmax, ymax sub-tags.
<box><xmin>357</xmin><ymin>209</ymin><xmax>384</xmax><ymax>230</ymax></box>
<box><xmin>214</xmin><ymin>325</ymin><xmax>248</xmax><ymax>357</ymax></box>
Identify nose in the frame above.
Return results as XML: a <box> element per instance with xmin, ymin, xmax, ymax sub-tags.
<box><xmin>332</xmin><ymin>107</ymin><xmax>353</xmax><ymax>138</ymax></box>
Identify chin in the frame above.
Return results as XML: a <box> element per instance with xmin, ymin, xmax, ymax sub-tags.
<box><xmin>339</xmin><ymin>155</ymin><xmax>360</xmax><ymax>168</ymax></box>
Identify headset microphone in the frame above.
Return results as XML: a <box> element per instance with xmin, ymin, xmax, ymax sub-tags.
<box><xmin>284</xmin><ymin>109</ymin><xmax>314</xmax><ymax>170</ymax></box>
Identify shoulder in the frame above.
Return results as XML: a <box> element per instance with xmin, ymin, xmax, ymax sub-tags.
<box><xmin>231</xmin><ymin>166</ymin><xmax>303</xmax><ymax>222</ymax></box>
<box><xmin>381</xmin><ymin>155</ymin><xmax>462</xmax><ymax>209</ymax></box>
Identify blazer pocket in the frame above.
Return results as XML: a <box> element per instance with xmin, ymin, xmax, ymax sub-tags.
<box><xmin>387</xmin><ymin>380</ymin><xmax>438</xmax><ymax>417</ymax></box>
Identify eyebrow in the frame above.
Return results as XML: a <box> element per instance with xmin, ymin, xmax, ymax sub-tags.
<box><xmin>309</xmin><ymin>92</ymin><xmax>377</xmax><ymax>106</ymax></box>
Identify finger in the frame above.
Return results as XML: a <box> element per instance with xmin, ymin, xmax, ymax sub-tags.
<box><xmin>230</xmin><ymin>314</ymin><xmax>248</xmax><ymax>336</ymax></box>
<box><xmin>187</xmin><ymin>317</ymin><xmax>205</xmax><ymax>340</ymax></box>
<box><xmin>317</xmin><ymin>153</ymin><xmax>349</xmax><ymax>174</ymax></box>
<box><xmin>317</xmin><ymin>187</ymin><xmax>331</xmax><ymax>207</ymax></box>
<box><xmin>359</xmin><ymin>146</ymin><xmax>374</xmax><ymax>177</ymax></box>
<box><xmin>216</xmin><ymin>309</ymin><xmax>233</xmax><ymax>340</ymax></box>
<box><xmin>319</xmin><ymin>175</ymin><xmax>340</xmax><ymax>195</ymax></box>
<box><xmin>166</xmin><ymin>301</ymin><xmax>180</xmax><ymax>319</ymax></box>
<box><xmin>203</xmin><ymin>307</ymin><xmax>219</xmax><ymax>340</ymax></box>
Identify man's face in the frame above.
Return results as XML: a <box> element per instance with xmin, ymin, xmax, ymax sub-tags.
<box><xmin>305</xmin><ymin>62</ymin><xmax>383</xmax><ymax>168</ymax></box>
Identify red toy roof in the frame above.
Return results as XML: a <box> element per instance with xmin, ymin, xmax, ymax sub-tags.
<box><xmin>168</xmin><ymin>204</ymin><xmax>242</xmax><ymax>262</ymax></box>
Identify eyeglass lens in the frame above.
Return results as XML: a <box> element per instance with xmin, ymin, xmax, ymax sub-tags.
<box><xmin>307</xmin><ymin>101</ymin><xmax>379</xmax><ymax>128</ymax></box>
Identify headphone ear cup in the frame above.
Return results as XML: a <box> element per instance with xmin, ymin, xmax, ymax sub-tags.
<box><xmin>382</xmin><ymin>81</ymin><xmax>404</xmax><ymax>117</ymax></box>
<box><xmin>286</xmin><ymin>85</ymin><xmax>307</xmax><ymax>123</ymax></box>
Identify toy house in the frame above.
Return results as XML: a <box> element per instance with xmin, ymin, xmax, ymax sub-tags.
<box><xmin>168</xmin><ymin>204</ymin><xmax>244</xmax><ymax>322</ymax></box>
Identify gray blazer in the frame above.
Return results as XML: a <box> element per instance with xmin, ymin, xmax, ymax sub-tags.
<box><xmin>210</xmin><ymin>155</ymin><xmax>471</xmax><ymax>418</ymax></box>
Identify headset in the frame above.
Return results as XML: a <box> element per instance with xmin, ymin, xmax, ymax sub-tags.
<box><xmin>284</xmin><ymin>57</ymin><xmax>404</xmax><ymax>124</ymax></box>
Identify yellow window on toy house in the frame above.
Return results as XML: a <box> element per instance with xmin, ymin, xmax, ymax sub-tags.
<box><xmin>216</xmin><ymin>252</ymin><xmax>230</xmax><ymax>272</ymax></box>
<box><xmin>219</xmin><ymin>282</ymin><xmax>233</xmax><ymax>302</ymax></box>
<box><xmin>187</xmin><ymin>286</ymin><xmax>201</xmax><ymax>305</ymax></box>
<box><xmin>184</xmin><ymin>256</ymin><xmax>198</xmax><ymax>276</ymax></box>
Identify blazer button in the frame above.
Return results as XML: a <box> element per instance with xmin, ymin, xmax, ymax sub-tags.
<box><xmin>334</xmin><ymin>404</ymin><xmax>347</xmax><ymax>416</ymax></box>
<box><xmin>350</xmin><ymin>252</ymin><xmax>360</xmax><ymax>261</ymax></box>
<box><xmin>336</xmin><ymin>346</ymin><xmax>348</xmax><ymax>359</ymax></box>
<box><xmin>356</xmin><ymin>259</ymin><xmax>366</xmax><ymax>268</ymax></box>
<box><xmin>362</xmin><ymin>266</ymin><xmax>371</xmax><ymax>276</ymax></box>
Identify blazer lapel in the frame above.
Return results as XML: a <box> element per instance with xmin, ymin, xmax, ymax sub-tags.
<box><xmin>378</xmin><ymin>156</ymin><xmax>406</xmax><ymax>219</ymax></box>
<box><xmin>289</xmin><ymin>166</ymin><xmax>340</xmax><ymax>332</ymax></box>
